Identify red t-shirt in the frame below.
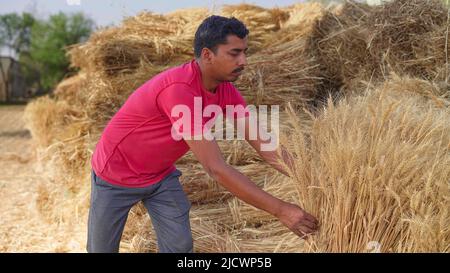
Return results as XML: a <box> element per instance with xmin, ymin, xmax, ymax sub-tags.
<box><xmin>91</xmin><ymin>59</ymin><xmax>248</xmax><ymax>187</ymax></box>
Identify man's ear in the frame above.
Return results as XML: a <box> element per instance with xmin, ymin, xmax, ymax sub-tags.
<box><xmin>201</xmin><ymin>48</ymin><xmax>213</xmax><ymax>64</ymax></box>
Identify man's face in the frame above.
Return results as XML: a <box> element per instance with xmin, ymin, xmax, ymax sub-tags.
<box><xmin>206</xmin><ymin>35</ymin><xmax>248</xmax><ymax>82</ymax></box>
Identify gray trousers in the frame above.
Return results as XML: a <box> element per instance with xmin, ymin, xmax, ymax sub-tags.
<box><xmin>87</xmin><ymin>169</ymin><xmax>193</xmax><ymax>253</ymax></box>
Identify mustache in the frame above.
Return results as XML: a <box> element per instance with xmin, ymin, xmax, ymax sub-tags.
<box><xmin>232</xmin><ymin>67</ymin><xmax>244</xmax><ymax>73</ymax></box>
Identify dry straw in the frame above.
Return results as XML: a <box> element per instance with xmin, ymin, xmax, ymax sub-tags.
<box><xmin>281</xmin><ymin>76</ymin><xmax>449</xmax><ymax>252</ymax></box>
<box><xmin>221</xmin><ymin>4</ymin><xmax>290</xmax><ymax>53</ymax></box>
<box><xmin>306</xmin><ymin>0</ymin><xmax>450</xmax><ymax>103</ymax></box>
<box><xmin>20</xmin><ymin>0</ymin><xmax>450</xmax><ymax>252</ymax></box>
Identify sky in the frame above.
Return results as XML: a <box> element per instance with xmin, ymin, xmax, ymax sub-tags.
<box><xmin>0</xmin><ymin>0</ymin><xmax>309</xmax><ymax>28</ymax></box>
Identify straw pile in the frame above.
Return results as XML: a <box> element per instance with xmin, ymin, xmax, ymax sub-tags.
<box><xmin>364</xmin><ymin>0</ymin><xmax>448</xmax><ymax>78</ymax></box>
<box><xmin>67</xmin><ymin>10</ymin><xmax>204</xmax><ymax>76</ymax></box>
<box><xmin>281</xmin><ymin>76</ymin><xmax>450</xmax><ymax>252</ymax></box>
<box><xmin>23</xmin><ymin>3</ymin><xmax>313</xmax><ymax>252</ymax></box>
<box><xmin>306</xmin><ymin>0</ymin><xmax>450</xmax><ymax>104</ymax></box>
<box><xmin>21</xmin><ymin>0</ymin><xmax>450</xmax><ymax>252</ymax></box>
<box><xmin>235</xmin><ymin>34</ymin><xmax>321</xmax><ymax>106</ymax></box>
<box><xmin>221</xmin><ymin>4</ymin><xmax>290</xmax><ymax>53</ymax></box>
<box><xmin>266</xmin><ymin>2</ymin><xmax>326</xmax><ymax>46</ymax></box>
<box><xmin>120</xmin><ymin>169</ymin><xmax>303</xmax><ymax>253</ymax></box>
<box><xmin>233</xmin><ymin>2</ymin><xmax>325</xmax><ymax>106</ymax></box>
<box><xmin>23</xmin><ymin>96</ymin><xmax>91</xmax><ymax>222</ymax></box>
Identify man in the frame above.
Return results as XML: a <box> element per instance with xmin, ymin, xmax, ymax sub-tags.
<box><xmin>88</xmin><ymin>15</ymin><xmax>318</xmax><ymax>253</ymax></box>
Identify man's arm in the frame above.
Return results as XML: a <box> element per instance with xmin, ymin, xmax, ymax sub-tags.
<box><xmin>237</xmin><ymin>116</ymin><xmax>295</xmax><ymax>177</ymax></box>
<box><xmin>184</xmin><ymin>137</ymin><xmax>318</xmax><ymax>238</ymax></box>
<box><xmin>248</xmin><ymin>139</ymin><xmax>295</xmax><ymax>177</ymax></box>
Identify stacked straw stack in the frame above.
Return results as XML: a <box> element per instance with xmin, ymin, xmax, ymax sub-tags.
<box><xmin>23</xmin><ymin>0</ymin><xmax>449</xmax><ymax>252</ymax></box>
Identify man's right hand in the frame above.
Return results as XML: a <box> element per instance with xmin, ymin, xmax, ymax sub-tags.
<box><xmin>184</xmin><ymin>137</ymin><xmax>319</xmax><ymax>238</ymax></box>
<box><xmin>277</xmin><ymin>202</ymin><xmax>319</xmax><ymax>238</ymax></box>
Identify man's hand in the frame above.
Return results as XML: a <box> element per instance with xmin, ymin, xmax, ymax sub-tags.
<box><xmin>183</xmin><ymin>137</ymin><xmax>319</xmax><ymax>239</ymax></box>
<box><xmin>277</xmin><ymin>202</ymin><xmax>319</xmax><ymax>238</ymax></box>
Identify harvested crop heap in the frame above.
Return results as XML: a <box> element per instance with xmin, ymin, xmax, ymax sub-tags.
<box><xmin>24</xmin><ymin>0</ymin><xmax>449</xmax><ymax>252</ymax></box>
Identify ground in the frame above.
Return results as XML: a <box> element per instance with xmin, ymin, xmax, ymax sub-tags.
<box><xmin>0</xmin><ymin>105</ymin><xmax>85</xmax><ymax>252</ymax></box>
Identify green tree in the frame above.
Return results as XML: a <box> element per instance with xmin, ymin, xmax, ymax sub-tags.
<box><xmin>0</xmin><ymin>12</ymin><xmax>35</xmax><ymax>101</ymax></box>
<box><xmin>0</xmin><ymin>12</ymin><xmax>35</xmax><ymax>57</ymax></box>
<box><xmin>26</xmin><ymin>12</ymin><xmax>94</xmax><ymax>91</ymax></box>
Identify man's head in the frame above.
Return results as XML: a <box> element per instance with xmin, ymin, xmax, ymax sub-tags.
<box><xmin>194</xmin><ymin>15</ymin><xmax>249</xmax><ymax>82</ymax></box>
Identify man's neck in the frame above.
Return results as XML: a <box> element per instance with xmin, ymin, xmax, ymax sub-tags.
<box><xmin>196</xmin><ymin>60</ymin><xmax>220</xmax><ymax>93</ymax></box>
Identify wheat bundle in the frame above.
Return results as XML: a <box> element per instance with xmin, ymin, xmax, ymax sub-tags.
<box><xmin>281</xmin><ymin>76</ymin><xmax>450</xmax><ymax>252</ymax></box>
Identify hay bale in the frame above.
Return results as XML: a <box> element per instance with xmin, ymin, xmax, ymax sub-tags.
<box><xmin>305</xmin><ymin>0</ymin><xmax>450</xmax><ymax>103</ymax></box>
<box><xmin>24</xmin><ymin>96</ymin><xmax>91</xmax><ymax>222</ymax></box>
<box><xmin>282</xmin><ymin>2</ymin><xmax>325</xmax><ymax>28</ymax></box>
<box><xmin>69</xmin><ymin>31</ymin><xmax>191</xmax><ymax>78</ymax></box>
<box><xmin>264</xmin><ymin>2</ymin><xmax>325</xmax><ymax>47</ymax></box>
<box><xmin>221</xmin><ymin>4</ymin><xmax>289</xmax><ymax>53</ymax></box>
<box><xmin>364</xmin><ymin>0</ymin><xmax>449</xmax><ymax>78</ymax></box>
<box><xmin>411</xmin><ymin>23</ymin><xmax>450</xmax><ymax>82</ymax></box>
<box><xmin>282</xmin><ymin>76</ymin><xmax>450</xmax><ymax>252</ymax></box>
<box><xmin>305</xmin><ymin>1</ymin><xmax>376</xmax><ymax>102</ymax></box>
<box><xmin>23</xmin><ymin>96</ymin><xmax>86</xmax><ymax>147</ymax></box>
<box><xmin>166</xmin><ymin>8</ymin><xmax>211</xmax><ymax>38</ymax></box>
<box><xmin>68</xmin><ymin>11</ymin><xmax>197</xmax><ymax>78</ymax></box>
<box><xmin>236</xmin><ymin>34</ymin><xmax>321</xmax><ymax>106</ymax></box>
<box><xmin>83</xmin><ymin>64</ymin><xmax>168</xmax><ymax>132</ymax></box>
<box><xmin>53</xmin><ymin>73</ymin><xmax>87</xmax><ymax>103</ymax></box>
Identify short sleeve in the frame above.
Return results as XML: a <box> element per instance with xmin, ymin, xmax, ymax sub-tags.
<box><xmin>224</xmin><ymin>83</ymin><xmax>250</xmax><ymax>120</ymax></box>
<box><xmin>157</xmin><ymin>84</ymin><xmax>205</xmax><ymax>140</ymax></box>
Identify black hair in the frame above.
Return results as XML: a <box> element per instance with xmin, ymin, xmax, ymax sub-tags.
<box><xmin>194</xmin><ymin>15</ymin><xmax>249</xmax><ymax>59</ymax></box>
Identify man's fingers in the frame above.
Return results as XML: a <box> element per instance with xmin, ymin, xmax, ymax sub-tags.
<box><xmin>298</xmin><ymin>225</ymin><xmax>314</xmax><ymax>235</ymax></box>
<box><xmin>300</xmin><ymin>214</ymin><xmax>319</xmax><ymax>230</ymax></box>
<box><xmin>280</xmin><ymin>205</ymin><xmax>319</xmax><ymax>239</ymax></box>
<box><xmin>295</xmin><ymin>229</ymin><xmax>312</xmax><ymax>239</ymax></box>
<box><xmin>293</xmin><ymin>228</ymin><xmax>310</xmax><ymax>239</ymax></box>
<box><xmin>300</xmin><ymin>219</ymin><xmax>316</xmax><ymax>230</ymax></box>
<box><xmin>292</xmin><ymin>228</ymin><xmax>305</xmax><ymax>238</ymax></box>
<box><xmin>305</xmin><ymin>213</ymin><xmax>318</xmax><ymax>225</ymax></box>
